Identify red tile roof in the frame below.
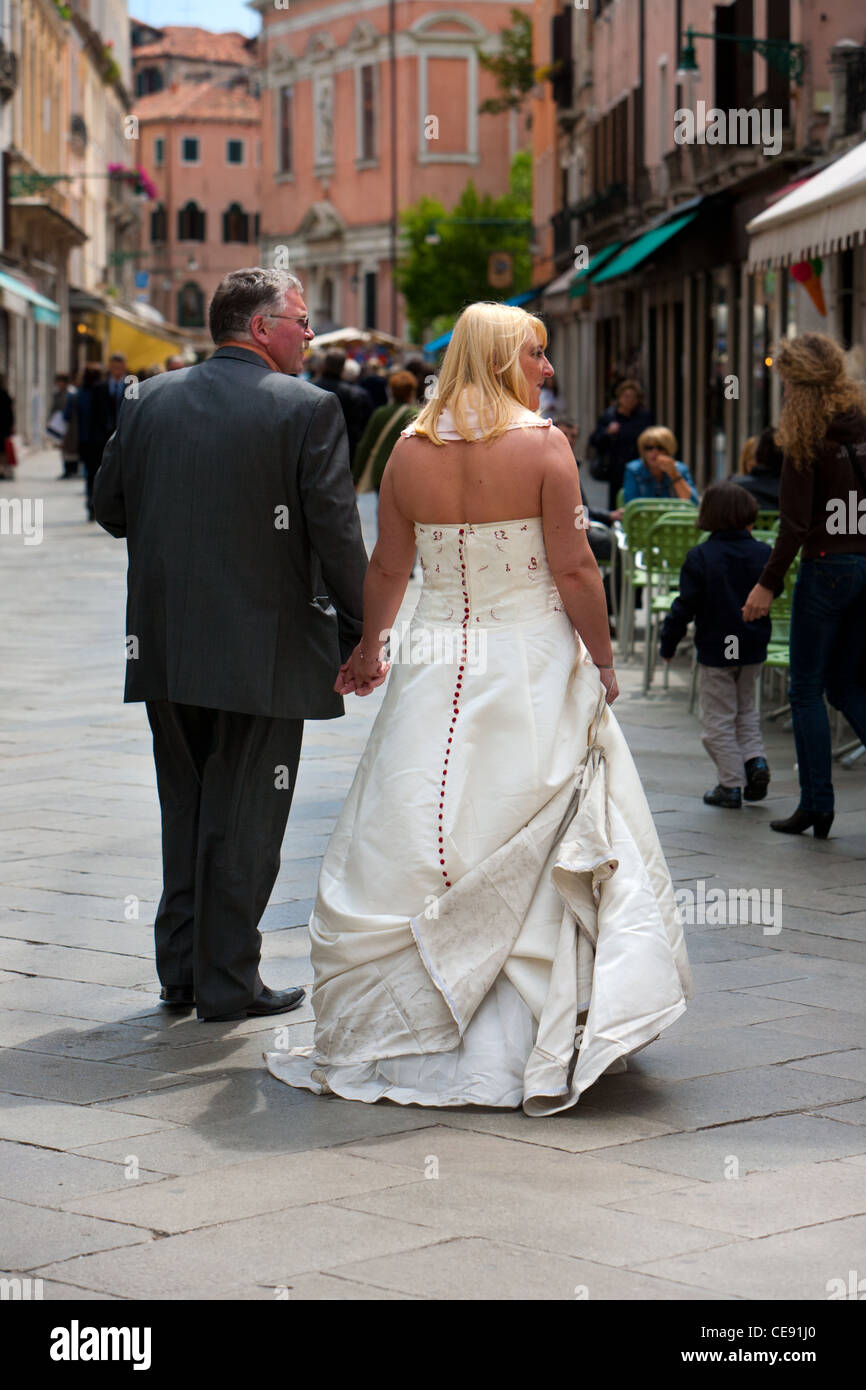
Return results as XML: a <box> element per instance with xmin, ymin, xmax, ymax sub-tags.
<box><xmin>132</xmin><ymin>26</ymin><xmax>256</xmax><ymax>66</ymax></box>
<box><xmin>134</xmin><ymin>82</ymin><xmax>261</xmax><ymax>123</ymax></box>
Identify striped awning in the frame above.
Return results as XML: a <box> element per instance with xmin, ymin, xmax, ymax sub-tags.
<box><xmin>747</xmin><ymin>139</ymin><xmax>866</xmax><ymax>270</ymax></box>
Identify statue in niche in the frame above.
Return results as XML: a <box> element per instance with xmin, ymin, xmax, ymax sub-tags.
<box><xmin>316</xmin><ymin>76</ymin><xmax>334</xmax><ymax>163</ymax></box>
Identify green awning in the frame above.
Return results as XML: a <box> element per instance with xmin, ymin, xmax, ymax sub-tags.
<box><xmin>0</xmin><ymin>268</ymin><xmax>61</xmax><ymax>326</ymax></box>
<box><xmin>569</xmin><ymin>242</ymin><xmax>622</xmax><ymax>298</ymax></box>
<box><xmin>590</xmin><ymin>213</ymin><xmax>698</xmax><ymax>284</ymax></box>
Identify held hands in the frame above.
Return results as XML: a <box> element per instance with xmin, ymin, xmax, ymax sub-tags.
<box><xmin>742</xmin><ymin>583</ymin><xmax>773</xmax><ymax>622</ymax></box>
<box><xmin>606</xmin><ymin>421</ymin><xmax>620</xmax><ymax>436</ymax></box>
<box><xmin>334</xmin><ymin>642</ymin><xmax>390</xmax><ymax>697</ymax></box>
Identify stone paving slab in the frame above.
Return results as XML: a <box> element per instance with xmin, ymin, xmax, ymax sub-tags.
<box><xmin>71</xmin><ymin>1096</ymin><xmax>437</xmax><ymax>1176</ymax></box>
<box><xmin>320</xmin><ymin>1237</ymin><xmax>730</xmax><ymax>1301</ymax></box>
<box><xmin>0</xmin><ymin>1013</ymin><xmax>171</xmax><ymax>1062</ymax></box>
<box><xmin>636</xmin><ymin>1213</ymin><xmax>866</xmax><ymax>1300</ymax></box>
<box><xmin>0</xmin><ymin>1093</ymin><xmax>179</xmax><ymax>1149</ymax></box>
<box><xmin>0</xmin><ymin>914</ymin><xmax>156</xmax><ymax>956</ymax></box>
<box><xmin>330</xmin><ymin>1179</ymin><xmax>741</xmax><ymax>1269</ymax></box>
<box><xmin>1</xmin><ymin>1196</ymin><xmax>149</xmax><ymax>1270</ymax></box>
<box><xmin>790</xmin><ymin>1049</ymin><xmax>866</xmax><ymax>1082</ymax></box>
<box><xmin>0</xmin><ymin>940</ymin><xmax>154</xmax><ymax>988</ymax></box>
<box><xmin>608</xmin><ymin>1158</ymin><xmax>866</xmax><ymax>1238</ymax></box>
<box><xmin>59</xmin><ymin>1148</ymin><xmax>427</xmax><ymax>1234</ymax></box>
<box><xmin>33</xmin><ymin>1204</ymin><xmax>450</xmax><ymax>1299</ymax></box>
<box><xmin>581</xmin><ymin>1113</ymin><xmax>866</xmax><ymax>1182</ymax></box>
<box><xmin>0</xmin><ymin>1138</ymin><xmax>166</xmax><ymax>1205</ymax></box>
<box><xmin>1</xmin><ymin>1049</ymin><xmax>189</xmax><ymax>1104</ymax></box>
<box><xmin>811</xmin><ymin>1098</ymin><xmax>866</xmax><ymax>1125</ymax></box>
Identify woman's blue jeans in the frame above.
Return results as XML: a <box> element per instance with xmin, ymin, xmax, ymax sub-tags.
<box><xmin>788</xmin><ymin>554</ymin><xmax>866</xmax><ymax>813</ymax></box>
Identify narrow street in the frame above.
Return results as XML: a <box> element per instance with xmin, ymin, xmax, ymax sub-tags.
<box><xmin>1</xmin><ymin>449</ymin><xmax>865</xmax><ymax>1300</ymax></box>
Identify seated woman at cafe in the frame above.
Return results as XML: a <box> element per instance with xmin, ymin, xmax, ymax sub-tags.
<box><xmin>623</xmin><ymin>426</ymin><xmax>699</xmax><ymax>504</ymax></box>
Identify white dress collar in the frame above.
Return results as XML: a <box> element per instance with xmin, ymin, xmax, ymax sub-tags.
<box><xmin>401</xmin><ymin>392</ymin><xmax>552</xmax><ymax>441</ymax></box>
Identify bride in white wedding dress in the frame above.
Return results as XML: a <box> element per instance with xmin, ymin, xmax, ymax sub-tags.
<box><xmin>265</xmin><ymin>302</ymin><xmax>692</xmax><ymax>1115</ymax></box>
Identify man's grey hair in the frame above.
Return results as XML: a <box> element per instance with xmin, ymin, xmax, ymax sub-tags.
<box><xmin>208</xmin><ymin>267</ymin><xmax>304</xmax><ymax>345</ymax></box>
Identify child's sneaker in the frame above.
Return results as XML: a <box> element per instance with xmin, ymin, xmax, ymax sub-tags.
<box><xmin>743</xmin><ymin>757</ymin><xmax>771</xmax><ymax>801</ymax></box>
<box><xmin>703</xmin><ymin>785</ymin><xmax>742</xmax><ymax>808</ymax></box>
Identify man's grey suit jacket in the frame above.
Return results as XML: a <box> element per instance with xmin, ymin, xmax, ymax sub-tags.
<box><xmin>93</xmin><ymin>345</ymin><xmax>368</xmax><ymax>720</ymax></box>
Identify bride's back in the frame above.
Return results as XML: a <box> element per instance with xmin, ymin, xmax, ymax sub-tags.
<box><xmin>388</xmin><ymin>426</ymin><xmax>553</xmax><ymax>525</ymax></box>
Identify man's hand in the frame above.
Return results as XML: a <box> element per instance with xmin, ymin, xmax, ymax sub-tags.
<box><xmin>606</xmin><ymin>421</ymin><xmax>620</xmax><ymax>435</ymax></box>
<box><xmin>609</xmin><ymin>507</ymin><xmax>624</xmax><ymax>523</ymax></box>
<box><xmin>742</xmin><ymin>583</ymin><xmax>773</xmax><ymax>622</ymax></box>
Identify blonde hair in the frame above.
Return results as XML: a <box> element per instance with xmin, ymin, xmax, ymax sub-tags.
<box><xmin>638</xmin><ymin>425</ymin><xmax>677</xmax><ymax>457</ymax></box>
<box><xmin>412</xmin><ymin>301</ymin><xmax>547</xmax><ymax>444</ymax></box>
<box><xmin>739</xmin><ymin>434</ymin><xmax>758</xmax><ymax>474</ymax></box>
<box><xmin>774</xmin><ymin>332</ymin><xmax>866</xmax><ymax>469</ymax></box>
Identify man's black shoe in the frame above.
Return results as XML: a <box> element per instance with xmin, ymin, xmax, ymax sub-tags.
<box><xmin>201</xmin><ymin>985</ymin><xmax>305</xmax><ymax>1023</ymax></box>
<box><xmin>703</xmin><ymin>784</ymin><xmax>742</xmax><ymax>809</ymax></box>
<box><xmin>160</xmin><ymin>985</ymin><xmax>195</xmax><ymax>1008</ymax></box>
<box><xmin>743</xmin><ymin>757</ymin><xmax>771</xmax><ymax>801</ymax></box>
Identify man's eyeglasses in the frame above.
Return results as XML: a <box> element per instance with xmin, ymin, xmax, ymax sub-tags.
<box><xmin>265</xmin><ymin>314</ymin><xmax>313</xmax><ymax>331</ymax></box>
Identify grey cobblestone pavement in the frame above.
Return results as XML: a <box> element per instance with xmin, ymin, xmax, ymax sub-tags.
<box><xmin>1</xmin><ymin>449</ymin><xmax>865</xmax><ymax>1300</ymax></box>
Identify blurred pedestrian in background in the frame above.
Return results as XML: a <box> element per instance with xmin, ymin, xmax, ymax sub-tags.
<box><xmin>733</xmin><ymin>425</ymin><xmax>783</xmax><ymax>508</ymax></box>
<box><xmin>539</xmin><ymin>373</ymin><xmax>565</xmax><ymax>419</ymax></box>
<box><xmin>623</xmin><ymin>426</ymin><xmax>699</xmax><ymax>503</ymax></box>
<box><xmin>554</xmin><ymin>415</ymin><xmax>619</xmax><ymax>633</ymax></box>
<box><xmin>359</xmin><ymin>357</ymin><xmax>388</xmax><ymax>410</ymax></box>
<box><xmin>738</xmin><ymin>435</ymin><xmax>758</xmax><ymax>476</ymax></box>
<box><xmin>69</xmin><ymin>364</ymin><xmax>108</xmax><ymax>520</ymax></box>
<box><xmin>313</xmin><ymin>350</ymin><xmax>372</xmax><ymax>467</ymax></box>
<box><xmin>95</xmin><ymin>353</ymin><xmax>128</xmax><ymax>443</ymax></box>
<box><xmin>0</xmin><ymin>372</ymin><xmax>14</xmax><ymax>479</ymax></box>
<box><xmin>48</xmin><ymin>373</ymin><xmax>79</xmax><ymax>478</ymax></box>
<box><xmin>404</xmin><ymin>356</ymin><xmax>433</xmax><ymax>404</ymax></box>
<box><xmin>353</xmin><ymin>370</ymin><xmax>419</xmax><ymax>495</ymax></box>
<box><xmin>588</xmin><ymin>379</ymin><xmax>653</xmax><ymax>509</ymax></box>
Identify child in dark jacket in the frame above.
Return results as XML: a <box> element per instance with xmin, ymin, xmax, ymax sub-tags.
<box><xmin>660</xmin><ymin>482</ymin><xmax>773</xmax><ymax>809</ymax></box>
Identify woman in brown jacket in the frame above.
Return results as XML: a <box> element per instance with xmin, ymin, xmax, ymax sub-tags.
<box><xmin>743</xmin><ymin>334</ymin><xmax>866</xmax><ymax>837</ymax></box>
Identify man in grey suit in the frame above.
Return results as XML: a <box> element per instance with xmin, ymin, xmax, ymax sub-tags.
<box><xmin>94</xmin><ymin>268</ymin><xmax>368</xmax><ymax>1021</ymax></box>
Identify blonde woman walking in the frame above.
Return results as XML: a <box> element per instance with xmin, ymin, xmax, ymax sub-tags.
<box><xmin>266</xmin><ymin>302</ymin><xmax>691</xmax><ymax>1115</ymax></box>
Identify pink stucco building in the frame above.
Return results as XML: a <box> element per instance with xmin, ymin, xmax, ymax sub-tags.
<box><xmin>252</xmin><ymin>0</ymin><xmax>533</xmax><ymax>340</ymax></box>
<box><xmin>131</xmin><ymin>25</ymin><xmax>261</xmax><ymax>335</ymax></box>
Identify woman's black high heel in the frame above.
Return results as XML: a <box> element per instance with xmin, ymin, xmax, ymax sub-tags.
<box><xmin>770</xmin><ymin>807</ymin><xmax>833</xmax><ymax>838</ymax></box>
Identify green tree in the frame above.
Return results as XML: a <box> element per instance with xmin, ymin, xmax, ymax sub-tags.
<box><xmin>395</xmin><ymin>154</ymin><xmax>533</xmax><ymax>344</ymax></box>
<box><xmin>476</xmin><ymin>8</ymin><xmax>535</xmax><ymax>127</ymax></box>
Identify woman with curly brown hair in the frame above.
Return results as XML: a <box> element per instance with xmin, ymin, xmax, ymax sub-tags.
<box><xmin>742</xmin><ymin>332</ymin><xmax>866</xmax><ymax>837</ymax></box>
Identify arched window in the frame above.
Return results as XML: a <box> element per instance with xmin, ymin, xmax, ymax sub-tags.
<box><xmin>222</xmin><ymin>202</ymin><xmax>249</xmax><ymax>243</ymax></box>
<box><xmin>177</xmin><ymin>282</ymin><xmax>204</xmax><ymax>328</ymax></box>
<box><xmin>136</xmin><ymin>67</ymin><xmax>163</xmax><ymax>97</ymax></box>
<box><xmin>150</xmin><ymin>202</ymin><xmax>167</xmax><ymax>243</ymax></box>
<box><xmin>177</xmin><ymin>201</ymin><xmax>205</xmax><ymax>241</ymax></box>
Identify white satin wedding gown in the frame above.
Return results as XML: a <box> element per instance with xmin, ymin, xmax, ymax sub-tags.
<box><xmin>265</xmin><ymin>407</ymin><xmax>692</xmax><ymax>1115</ymax></box>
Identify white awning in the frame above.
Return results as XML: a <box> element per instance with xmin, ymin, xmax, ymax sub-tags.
<box><xmin>542</xmin><ymin>266</ymin><xmax>577</xmax><ymax>299</ymax></box>
<box><xmin>747</xmin><ymin>139</ymin><xmax>866</xmax><ymax>270</ymax></box>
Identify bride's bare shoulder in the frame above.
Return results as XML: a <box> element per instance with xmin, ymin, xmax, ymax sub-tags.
<box><xmin>388</xmin><ymin>432</ymin><xmax>436</xmax><ymax>465</ymax></box>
